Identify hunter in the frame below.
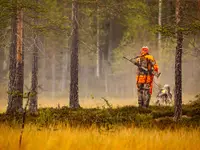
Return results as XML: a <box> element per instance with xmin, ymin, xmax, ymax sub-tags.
<box><xmin>131</xmin><ymin>46</ymin><xmax>159</xmax><ymax>108</ymax></box>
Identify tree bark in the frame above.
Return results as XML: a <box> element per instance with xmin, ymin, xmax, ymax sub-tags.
<box><xmin>167</xmin><ymin>0</ymin><xmax>173</xmax><ymax>23</ymax></box>
<box><xmin>52</xmin><ymin>54</ymin><xmax>56</xmax><ymax>100</ymax></box>
<box><xmin>174</xmin><ymin>0</ymin><xmax>183</xmax><ymax>122</ymax></box>
<box><xmin>69</xmin><ymin>0</ymin><xmax>79</xmax><ymax>108</ymax></box>
<box><xmin>0</xmin><ymin>47</ymin><xmax>5</xmax><ymax>72</ymax></box>
<box><xmin>7</xmin><ymin>13</ymin><xmax>17</xmax><ymax>114</ymax></box>
<box><xmin>96</xmin><ymin>3</ymin><xmax>100</xmax><ymax>78</ymax></box>
<box><xmin>29</xmin><ymin>0</ymin><xmax>39</xmax><ymax>113</ymax></box>
<box><xmin>29</xmin><ymin>32</ymin><xmax>39</xmax><ymax>114</ymax></box>
<box><xmin>158</xmin><ymin>0</ymin><xmax>162</xmax><ymax>59</ymax></box>
<box><xmin>41</xmin><ymin>37</ymin><xmax>46</xmax><ymax>91</ymax></box>
<box><xmin>104</xmin><ymin>58</ymin><xmax>108</xmax><ymax>94</ymax></box>
<box><xmin>198</xmin><ymin>0</ymin><xmax>200</xmax><ymax>18</ymax></box>
<box><xmin>103</xmin><ymin>19</ymin><xmax>113</xmax><ymax>94</ymax></box>
<box><xmin>11</xmin><ymin>8</ymin><xmax>24</xmax><ymax>113</ymax></box>
<box><xmin>108</xmin><ymin>19</ymin><xmax>113</xmax><ymax>63</ymax></box>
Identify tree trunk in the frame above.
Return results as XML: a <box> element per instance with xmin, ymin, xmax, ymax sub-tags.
<box><xmin>7</xmin><ymin>14</ymin><xmax>17</xmax><ymax>113</ymax></box>
<box><xmin>104</xmin><ymin>59</ymin><xmax>108</xmax><ymax>94</ymax></box>
<box><xmin>96</xmin><ymin>3</ymin><xmax>100</xmax><ymax>78</ymax></box>
<box><xmin>158</xmin><ymin>0</ymin><xmax>162</xmax><ymax>58</ymax></box>
<box><xmin>108</xmin><ymin>19</ymin><xmax>113</xmax><ymax>63</ymax></box>
<box><xmin>167</xmin><ymin>0</ymin><xmax>173</xmax><ymax>23</ymax></box>
<box><xmin>29</xmin><ymin>0</ymin><xmax>39</xmax><ymax>113</ymax></box>
<box><xmin>157</xmin><ymin>0</ymin><xmax>162</xmax><ymax>84</ymax></box>
<box><xmin>198</xmin><ymin>0</ymin><xmax>200</xmax><ymax>18</ymax></box>
<box><xmin>0</xmin><ymin>47</ymin><xmax>5</xmax><ymax>72</ymax></box>
<box><xmin>29</xmin><ymin>32</ymin><xmax>39</xmax><ymax>114</ymax></box>
<box><xmin>12</xmin><ymin>8</ymin><xmax>24</xmax><ymax>113</ymax></box>
<box><xmin>41</xmin><ymin>37</ymin><xmax>46</xmax><ymax>91</ymax></box>
<box><xmin>69</xmin><ymin>0</ymin><xmax>79</xmax><ymax>108</ymax></box>
<box><xmin>52</xmin><ymin>54</ymin><xmax>56</xmax><ymax>100</ymax></box>
<box><xmin>174</xmin><ymin>0</ymin><xmax>183</xmax><ymax>122</ymax></box>
<box><xmin>103</xmin><ymin>19</ymin><xmax>113</xmax><ymax>94</ymax></box>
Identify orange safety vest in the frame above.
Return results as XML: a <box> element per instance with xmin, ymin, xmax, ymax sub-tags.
<box><xmin>135</xmin><ymin>54</ymin><xmax>159</xmax><ymax>84</ymax></box>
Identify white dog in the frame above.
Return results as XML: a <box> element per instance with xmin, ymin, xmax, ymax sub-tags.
<box><xmin>155</xmin><ymin>84</ymin><xmax>172</xmax><ymax>106</ymax></box>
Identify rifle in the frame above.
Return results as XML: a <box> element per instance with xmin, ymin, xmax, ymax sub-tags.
<box><xmin>123</xmin><ymin>56</ymin><xmax>161</xmax><ymax>78</ymax></box>
<box><xmin>123</xmin><ymin>56</ymin><xmax>148</xmax><ymax>72</ymax></box>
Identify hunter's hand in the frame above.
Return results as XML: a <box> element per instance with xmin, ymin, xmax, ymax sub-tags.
<box><xmin>133</xmin><ymin>62</ymin><xmax>138</xmax><ymax>66</ymax></box>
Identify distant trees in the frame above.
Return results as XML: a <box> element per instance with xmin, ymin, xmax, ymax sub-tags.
<box><xmin>0</xmin><ymin>0</ymin><xmax>199</xmax><ymax>115</ymax></box>
<box><xmin>6</xmin><ymin>0</ymin><xmax>70</xmax><ymax>113</ymax></box>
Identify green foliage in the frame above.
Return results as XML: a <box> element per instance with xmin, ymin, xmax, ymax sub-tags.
<box><xmin>36</xmin><ymin>108</ymin><xmax>56</xmax><ymax>126</ymax></box>
<box><xmin>7</xmin><ymin>90</ymin><xmax>36</xmax><ymax>99</ymax></box>
<box><xmin>1</xmin><ymin>98</ymin><xmax>200</xmax><ymax>129</ymax></box>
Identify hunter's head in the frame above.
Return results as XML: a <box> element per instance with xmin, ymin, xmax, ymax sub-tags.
<box><xmin>140</xmin><ymin>46</ymin><xmax>149</xmax><ymax>55</ymax></box>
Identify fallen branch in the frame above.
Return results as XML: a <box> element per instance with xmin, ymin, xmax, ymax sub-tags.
<box><xmin>101</xmin><ymin>97</ymin><xmax>112</xmax><ymax>109</ymax></box>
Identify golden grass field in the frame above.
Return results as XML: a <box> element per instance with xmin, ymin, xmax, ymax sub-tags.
<box><xmin>0</xmin><ymin>124</ymin><xmax>199</xmax><ymax>150</ymax></box>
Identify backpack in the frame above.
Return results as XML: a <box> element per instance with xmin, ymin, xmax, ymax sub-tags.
<box><xmin>136</xmin><ymin>54</ymin><xmax>153</xmax><ymax>75</ymax></box>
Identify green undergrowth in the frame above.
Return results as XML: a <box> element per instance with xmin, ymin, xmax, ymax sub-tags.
<box><xmin>0</xmin><ymin>95</ymin><xmax>200</xmax><ymax>130</ymax></box>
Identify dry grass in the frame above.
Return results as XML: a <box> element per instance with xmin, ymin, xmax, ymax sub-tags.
<box><xmin>0</xmin><ymin>124</ymin><xmax>199</xmax><ymax>150</ymax></box>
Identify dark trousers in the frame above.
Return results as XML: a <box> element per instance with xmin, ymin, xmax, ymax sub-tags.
<box><xmin>137</xmin><ymin>83</ymin><xmax>151</xmax><ymax>108</ymax></box>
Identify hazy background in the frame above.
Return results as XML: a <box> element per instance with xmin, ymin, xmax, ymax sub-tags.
<box><xmin>0</xmin><ymin>0</ymin><xmax>200</xmax><ymax>109</ymax></box>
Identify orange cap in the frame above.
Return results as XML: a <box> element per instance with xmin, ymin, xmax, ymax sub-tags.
<box><xmin>140</xmin><ymin>46</ymin><xmax>149</xmax><ymax>55</ymax></box>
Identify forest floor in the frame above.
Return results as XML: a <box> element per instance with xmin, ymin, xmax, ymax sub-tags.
<box><xmin>0</xmin><ymin>95</ymin><xmax>199</xmax><ymax>149</ymax></box>
<box><xmin>0</xmin><ymin>95</ymin><xmax>199</xmax><ymax>128</ymax></box>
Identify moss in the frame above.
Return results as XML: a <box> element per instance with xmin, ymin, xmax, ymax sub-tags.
<box><xmin>0</xmin><ymin>98</ymin><xmax>200</xmax><ymax>129</ymax></box>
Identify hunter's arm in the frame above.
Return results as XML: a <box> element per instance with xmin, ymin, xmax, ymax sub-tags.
<box><xmin>153</xmin><ymin>60</ymin><xmax>159</xmax><ymax>73</ymax></box>
<box><xmin>151</xmin><ymin>57</ymin><xmax>159</xmax><ymax>73</ymax></box>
